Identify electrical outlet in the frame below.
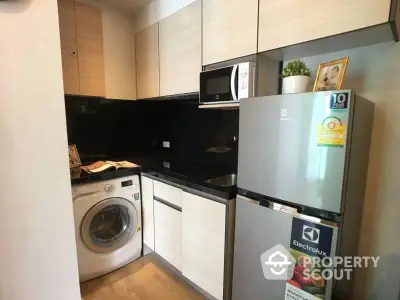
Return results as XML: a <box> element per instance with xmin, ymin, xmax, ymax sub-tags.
<box><xmin>163</xmin><ymin>141</ymin><xmax>170</xmax><ymax>148</ymax></box>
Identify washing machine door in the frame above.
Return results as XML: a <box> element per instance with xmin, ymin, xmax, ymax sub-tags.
<box><xmin>81</xmin><ymin>197</ymin><xmax>138</xmax><ymax>253</ymax></box>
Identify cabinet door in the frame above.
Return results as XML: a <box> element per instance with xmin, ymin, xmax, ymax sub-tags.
<box><xmin>154</xmin><ymin>200</ymin><xmax>182</xmax><ymax>271</ymax></box>
<box><xmin>258</xmin><ymin>0</ymin><xmax>391</xmax><ymax>52</ymax></box>
<box><xmin>202</xmin><ymin>0</ymin><xmax>258</xmax><ymax>65</ymax></box>
<box><xmin>182</xmin><ymin>192</ymin><xmax>226</xmax><ymax>300</ymax></box>
<box><xmin>58</xmin><ymin>0</ymin><xmax>79</xmax><ymax>95</ymax></box>
<box><xmin>159</xmin><ymin>0</ymin><xmax>201</xmax><ymax>96</ymax></box>
<box><xmin>135</xmin><ymin>24</ymin><xmax>160</xmax><ymax>99</ymax></box>
<box><xmin>102</xmin><ymin>10</ymin><xmax>137</xmax><ymax>100</ymax></box>
<box><xmin>75</xmin><ymin>2</ymin><xmax>106</xmax><ymax>97</ymax></box>
<box><xmin>141</xmin><ymin>176</ymin><xmax>154</xmax><ymax>251</ymax></box>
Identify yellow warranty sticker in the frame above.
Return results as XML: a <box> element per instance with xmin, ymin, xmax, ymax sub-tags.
<box><xmin>317</xmin><ymin>116</ymin><xmax>346</xmax><ymax>148</ymax></box>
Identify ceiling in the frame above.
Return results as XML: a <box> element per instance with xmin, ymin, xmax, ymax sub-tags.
<box><xmin>111</xmin><ymin>0</ymin><xmax>151</xmax><ymax>13</ymax></box>
<box><xmin>83</xmin><ymin>0</ymin><xmax>151</xmax><ymax>14</ymax></box>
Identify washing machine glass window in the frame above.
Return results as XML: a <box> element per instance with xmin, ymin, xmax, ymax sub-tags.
<box><xmin>81</xmin><ymin>197</ymin><xmax>138</xmax><ymax>253</ymax></box>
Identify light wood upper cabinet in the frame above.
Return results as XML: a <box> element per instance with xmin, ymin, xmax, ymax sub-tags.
<box><xmin>102</xmin><ymin>9</ymin><xmax>136</xmax><ymax>100</ymax></box>
<box><xmin>258</xmin><ymin>0</ymin><xmax>391</xmax><ymax>52</ymax></box>
<box><xmin>58</xmin><ymin>0</ymin><xmax>106</xmax><ymax>97</ymax></box>
<box><xmin>75</xmin><ymin>2</ymin><xmax>105</xmax><ymax>97</ymax></box>
<box><xmin>58</xmin><ymin>0</ymin><xmax>79</xmax><ymax>95</ymax></box>
<box><xmin>159</xmin><ymin>0</ymin><xmax>201</xmax><ymax>96</ymax></box>
<box><xmin>202</xmin><ymin>0</ymin><xmax>258</xmax><ymax>65</ymax></box>
<box><xmin>136</xmin><ymin>24</ymin><xmax>160</xmax><ymax>99</ymax></box>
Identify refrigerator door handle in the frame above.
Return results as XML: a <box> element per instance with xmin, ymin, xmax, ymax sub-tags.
<box><xmin>237</xmin><ymin>195</ymin><xmax>300</xmax><ymax>214</ymax></box>
<box><xmin>237</xmin><ymin>194</ymin><xmax>260</xmax><ymax>205</ymax></box>
<box><xmin>237</xmin><ymin>195</ymin><xmax>339</xmax><ymax>227</ymax></box>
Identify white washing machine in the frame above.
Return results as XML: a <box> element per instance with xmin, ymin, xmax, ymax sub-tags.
<box><xmin>72</xmin><ymin>174</ymin><xmax>142</xmax><ymax>282</ymax></box>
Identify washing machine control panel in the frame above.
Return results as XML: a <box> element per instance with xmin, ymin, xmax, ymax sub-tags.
<box><xmin>72</xmin><ymin>175</ymin><xmax>140</xmax><ymax>199</ymax></box>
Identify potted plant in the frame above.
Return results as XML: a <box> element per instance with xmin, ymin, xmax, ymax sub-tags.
<box><xmin>282</xmin><ymin>60</ymin><xmax>311</xmax><ymax>94</ymax></box>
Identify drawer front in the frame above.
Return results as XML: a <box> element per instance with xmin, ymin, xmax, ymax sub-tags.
<box><xmin>153</xmin><ymin>180</ymin><xmax>182</xmax><ymax>208</ymax></box>
<box><xmin>154</xmin><ymin>200</ymin><xmax>182</xmax><ymax>270</ymax></box>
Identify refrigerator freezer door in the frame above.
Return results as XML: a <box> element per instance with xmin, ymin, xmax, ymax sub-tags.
<box><xmin>232</xmin><ymin>195</ymin><xmax>338</xmax><ymax>300</ymax></box>
<box><xmin>238</xmin><ymin>91</ymin><xmax>352</xmax><ymax>213</ymax></box>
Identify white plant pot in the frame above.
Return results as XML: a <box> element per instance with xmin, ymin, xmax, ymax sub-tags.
<box><xmin>282</xmin><ymin>75</ymin><xmax>310</xmax><ymax>94</ymax></box>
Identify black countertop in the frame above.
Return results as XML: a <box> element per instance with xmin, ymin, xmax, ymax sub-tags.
<box><xmin>70</xmin><ymin>154</ymin><xmax>237</xmax><ymax>200</ymax></box>
<box><xmin>134</xmin><ymin>156</ymin><xmax>237</xmax><ymax>200</ymax></box>
<box><xmin>70</xmin><ymin>165</ymin><xmax>141</xmax><ymax>185</ymax></box>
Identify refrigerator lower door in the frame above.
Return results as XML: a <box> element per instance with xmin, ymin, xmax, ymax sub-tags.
<box><xmin>232</xmin><ymin>195</ymin><xmax>339</xmax><ymax>300</ymax></box>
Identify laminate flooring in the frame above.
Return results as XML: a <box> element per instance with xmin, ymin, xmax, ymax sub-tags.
<box><xmin>80</xmin><ymin>255</ymin><xmax>206</xmax><ymax>300</ymax></box>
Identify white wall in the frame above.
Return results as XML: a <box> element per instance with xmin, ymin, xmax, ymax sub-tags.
<box><xmin>134</xmin><ymin>0</ymin><xmax>196</xmax><ymax>33</ymax></box>
<box><xmin>286</xmin><ymin>42</ymin><xmax>400</xmax><ymax>300</ymax></box>
<box><xmin>0</xmin><ymin>0</ymin><xmax>81</xmax><ymax>299</ymax></box>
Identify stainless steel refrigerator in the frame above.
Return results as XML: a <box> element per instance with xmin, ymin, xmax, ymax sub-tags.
<box><xmin>232</xmin><ymin>90</ymin><xmax>374</xmax><ymax>300</ymax></box>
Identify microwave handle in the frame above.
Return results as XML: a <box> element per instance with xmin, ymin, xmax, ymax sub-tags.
<box><xmin>230</xmin><ymin>64</ymin><xmax>238</xmax><ymax>101</ymax></box>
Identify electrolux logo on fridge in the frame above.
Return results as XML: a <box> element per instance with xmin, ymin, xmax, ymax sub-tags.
<box><xmin>292</xmin><ymin>240</ymin><xmax>328</xmax><ymax>257</ymax></box>
<box><xmin>302</xmin><ymin>225</ymin><xmax>320</xmax><ymax>243</ymax></box>
<box><xmin>290</xmin><ymin>218</ymin><xmax>333</xmax><ymax>259</ymax></box>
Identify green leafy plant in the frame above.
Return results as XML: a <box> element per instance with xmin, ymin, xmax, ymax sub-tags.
<box><xmin>282</xmin><ymin>60</ymin><xmax>311</xmax><ymax>78</ymax></box>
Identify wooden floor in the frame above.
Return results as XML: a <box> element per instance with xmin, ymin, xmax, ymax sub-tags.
<box><xmin>80</xmin><ymin>254</ymin><xmax>206</xmax><ymax>300</ymax></box>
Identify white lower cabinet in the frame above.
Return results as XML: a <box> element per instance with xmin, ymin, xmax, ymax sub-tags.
<box><xmin>154</xmin><ymin>199</ymin><xmax>182</xmax><ymax>271</ymax></box>
<box><xmin>142</xmin><ymin>176</ymin><xmax>155</xmax><ymax>251</ymax></box>
<box><xmin>182</xmin><ymin>191</ymin><xmax>226</xmax><ymax>300</ymax></box>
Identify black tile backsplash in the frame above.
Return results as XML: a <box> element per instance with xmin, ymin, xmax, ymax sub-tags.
<box><xmin>65</xmin><ymin>95</ymin><xmax>239</xmax><ymax>171</ymax></box>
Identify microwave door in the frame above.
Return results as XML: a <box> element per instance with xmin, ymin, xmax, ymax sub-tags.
<box><xmin>199</xmin><ymin>66</ymin><xmax>237</xmax><ymax>104</ymax></box>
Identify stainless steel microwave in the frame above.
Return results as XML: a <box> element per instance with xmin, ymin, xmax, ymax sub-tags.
<box><xmin>199</xmin><ymin>62</ymin><xmax>256</xmax><ymax>105</ymax></box>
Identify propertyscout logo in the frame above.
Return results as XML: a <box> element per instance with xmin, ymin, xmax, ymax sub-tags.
<box><xmin>260</xmin><ymin>218</ymin><xmax>380</xmax><ymax>300</ymax></box>
<box><xmin>260</xmin><ymin>244</ymin><xmax>295</xmax><ymax>280</ymax></box>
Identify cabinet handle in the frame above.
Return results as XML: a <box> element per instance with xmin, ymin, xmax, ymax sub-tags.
<box><xmin>154</xmin><ymin>196</ymin><xmax>182</xmax><ymax>212</ymax></box>
<box><xmin>70</xmin><ymin>50</ymin><xmax>76</xmax><ymax>57</ymax></box>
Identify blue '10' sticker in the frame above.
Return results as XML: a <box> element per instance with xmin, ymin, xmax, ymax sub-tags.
<box><xmin>330</xmin><ymin>92</ymin><xmax>349</xmax><ymax>110</ymax></box>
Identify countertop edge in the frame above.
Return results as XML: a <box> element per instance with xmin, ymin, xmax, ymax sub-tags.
<box><xmin>142</xmin><ymin>172</ymin><xmax>233</xmax><ymax>205</ymax></box>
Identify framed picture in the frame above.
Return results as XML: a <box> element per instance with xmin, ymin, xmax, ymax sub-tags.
<box><xmin>68</xmin><ymin>144</ymin><xmax>81</xmax><ymax>168</ymax></box>
<box><xmin>70</xmin><ymin>167</ymin><xmax>82</xmax><ymax>179</ymax></box>
<box><xmin>313</xmin><ymin>57</ymin><xmax>349</xmax><ymax>92</ymax></box>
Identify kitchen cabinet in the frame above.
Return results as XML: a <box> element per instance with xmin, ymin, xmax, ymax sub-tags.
<box><xmin>154</xmin><ymin>199</ymin><xmax>182</xmax><ymax>271</ymax></box>
<box><xmin>58</xmin><ymin>0</ymin><xmax>105</xmax><ymax>97</ymax></box>
<box><xmin>153</xmin><ymin>180</ymin><xmax>182</xmax><ymax>208</ymax></box>
<box><xmin>202</xmin><ymin>0</ymin><xmax>258</xmax><ymax>65</ymax></box>
<box><xmin>75</xmin><ymin>2</ymin><xmax>105</xmax><ymax>97</ymax></box>
<box><xmin>159</xmin><ymin>0</ymin><xmax>201</xmax><ymax>96</ymax></box>
<box><xmin>58</xmin><ymin>0</ymin><xmax>79</xmax><ymax>95</ymax></box>
<box><xmin>135</xmin><ymin>24</ymin><xmax>160</xmax><ymax>99</ymax></box>
<box><xmin>102</xmin><ymin>9</ymin><xmax>136</xmax><ymax>100</ymax></box>
<box><xmin>141</xmin><ymin>176</ymin><xmax>154</xmax><ymax>251</ymax></box>
<box><xmin>258</xmin><ymin>0</ymin><xmax>391</xmax><ymax>52</ymax></box>
<box><xmin>182</xmin><ymin>191</ymin><xmax>226</xmax><ymax>300</ymax></box>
